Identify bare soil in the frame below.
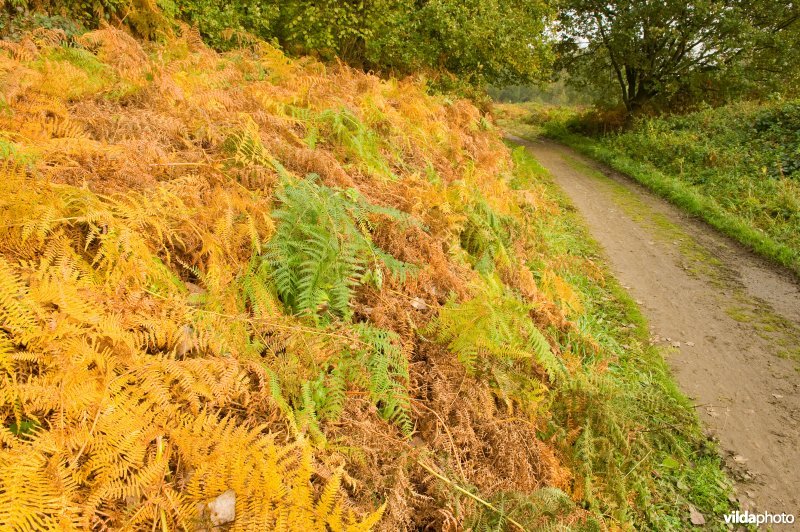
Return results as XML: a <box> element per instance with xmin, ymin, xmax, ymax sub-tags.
<box><xmin>511</xmin><ymin>135</ymin><xmax>800</xmax><ymax>521</ymax></box>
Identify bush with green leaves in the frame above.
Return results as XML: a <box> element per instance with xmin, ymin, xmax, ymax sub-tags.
<box><xmin>0</xmin><ymin>11</ymin><xmax>84</xmax><ymax>41</ymax></box>
<box><xmin>4</xmin><ymin>0</ymin><xmax>555</xmax><ymax>87</ymax></box>
<box><xmin>182</xmin><ymin>0</ymin><xmax>555</xmax><ymax>86</ymax></box>
<box><xmin>173</xmin><ymin>0</ymin><xmax>278</xmax><ymax>50</ymax></box>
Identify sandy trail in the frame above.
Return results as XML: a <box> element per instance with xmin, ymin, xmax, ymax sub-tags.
<box><xmin>510</xmin><ymin>135</ymin><xmax>800</xmax><ymax>521</ymax></box>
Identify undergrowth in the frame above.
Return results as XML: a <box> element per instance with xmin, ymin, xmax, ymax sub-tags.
<box><xmin>0</xmin><ymin>26</ymin><xmax>732</xmax><ymax>530</ymax></box>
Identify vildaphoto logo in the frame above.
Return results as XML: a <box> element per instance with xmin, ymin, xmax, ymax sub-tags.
<box><xmin>724</xmin><ymin>511</ymin><xmax>796</xmax><ymax>525</ymax></box>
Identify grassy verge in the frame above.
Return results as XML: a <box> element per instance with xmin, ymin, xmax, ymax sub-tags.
<box><xmin>500</xmin><ymin>146</ymin><xmax>735</xmax><ymax>530</ymax></box>
<box><xmin>497</xmin><ymin>103</ymin><xmax>800</xmax><ymax>278</ymax></box>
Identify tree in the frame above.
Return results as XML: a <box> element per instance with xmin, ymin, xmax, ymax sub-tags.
<box><xmin>739</xmin><ymin>0</ymin><xmax>800</xmax><ymax>93</ymax></box>
<box><xmin>556</xmin><ymin>0</ymin><xmax>751</xmax><ymax>112</ymax></box>
<box><xmin>178</xmin><ymin>0</ymin><xmax>555</xmax><ymax>87</ymax></box>
<box><xmin>362</xmin><ymin>0</ymin><xmax>554</xmax><ymax>86</ymax></box>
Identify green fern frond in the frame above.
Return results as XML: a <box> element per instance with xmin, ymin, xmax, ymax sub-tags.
<box><xmin>283</xmin><ymin>323</ymin><xmax>413</xmax><ymax>435</ymax></box>
<box><xmin>353</xmin><ymin>324</ymin><xmax>413</xmax><ymax>434</ymax></box>
<box><xmin>315</xmin><ymin>108</ymin><xmax>395</xmax><ymax>180</ymax></box>
<box><xmin>429</xmin><ymin>276</ymin><xmax>565</xmax><ymax>412</ymax></box>
<box><xmin>460</xmin><ymin>198</ymin><xmax>517</xmax><ymax>274</ymax></box>
<box><xmin>225</xmin><ymin>116</ymin><xmax>274</xmax><ymax>168</ymax></box>
<box><xmin>264</xmin><ymin>175</ymin><xmax>415</xmax><ymax>323</ymax></box>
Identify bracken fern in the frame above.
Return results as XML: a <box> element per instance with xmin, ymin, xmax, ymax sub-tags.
<box><xmin>264</xmin><ymin>174</ymin><xmax>415</xmax><ymax>323</ymax></box>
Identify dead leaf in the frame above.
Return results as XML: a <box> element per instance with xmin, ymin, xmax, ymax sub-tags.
<box><xmin>410</xmin><ymin>297</ymin><xmax>428</xmax><ymax>311</ymax></box>
<box><xmin>688</xmin><ymin>504</ymin><xmax>705</xmax><ymax>525</ymax></box>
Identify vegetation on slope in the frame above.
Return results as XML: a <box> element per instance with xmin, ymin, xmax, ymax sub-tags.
<box><xmin>0</xmin><ymin>0</ymin><xmax>553</xmax><ymax>89</ymax></box>
<box><xmin>0</xmin><ymin>27</ymin><xmax>732</xmax><ymax>530</ymax></box>
<box><xmin>498</xmin><ymin>102</ymin><xmax>800</xmax><ymax>276</ymax></box>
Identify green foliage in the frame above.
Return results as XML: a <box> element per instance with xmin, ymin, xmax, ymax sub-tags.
<box><xmin>0</xmin><ymin>138</ymin><xmax>36</xmax><ymax>166</ymax></box>
<box><xmin>266</xmin><ymin>323</ymin><xmax>413</xmax><ymax>439</ymax></box>
<box><xmin>613</xmin><ymin>100</ymin><xmax>800</xmax><ymax>183</ymax></box>
<box><xmin>488</xmin><ymin>76</ymin><xmax>593</xmax><ymax>106</ymax></box>
<box><xmin>0</xmin><ymin>12</ymin><xmax>84</xmax><ymax>41</ymax></box>
<box><xmin>173</xmin><ymin>0</ymin><xmax>279</xmax><ymax>50</ymax></box>
<box><xmin>752</xmin><ymin>101</ymin><xmax>800</xmax><ymax>178</ymax></box>
<box><xmin>315</xmin><ymin>107</ymin><xmax>395</xmax><ymax>180</ymax></box>
<box><xmin>3</xmin><ymin>1</ymin><xmax>551</xmax><ymax>86</ymax></box>
<box><xmin>45</xmin><ymin>44</ymin><xmax>108</xmax><ymax>73</ymax></box>
<box><xmin>738</xmin><ymin>0</ymin><xmax>800</xmax><ymax>97</ymax></box>
<box><xmin>317</xmin><ymin>324</ymin><xmax>412</xmax><ymax>433</ymax></box>
<box><xmin>556</xmin><ymin>0</ymin><xmax>800</xmax><ymax>112</ymax></box>
<box><xmin>7</xmin><ymin>418</ymin><xmax>39</xmax><ymax>438</ymax></box>
<box><xmin>264</xmin><ymin>174</ymin><xmax>415</xmax><ymax>323</ymax></box>
<box><xmin>359</xmin><ymin>0</ymin><xmax>554</xmax><ymax>86</ymax></box>
<box><xmin>466</xmin><ymin>488</ymin><xmax>583</xmax><ymax>531</ymax></box>
<box><xmin>459</xmin><ymin>199</ymin><xmax>516</xmax><ymax>274</ymax></box>
<box><xmin>4</xmin><ymin>0</ymin><xmax>555</xmax><ymax>86</ymax></box>
<box><xmin>431</xmin><ymin>276</ymin><xmax>562</xmax><ymax>380</ymax></box>
<box><xmin>177</xmin><ymin>0</ymin><xmax>554</xmax><ymax>86</ymax></box>
<box><xmin>2</xmin><ymin>0</ymin><xmax>171</xmax><ymax>39</ymax></box>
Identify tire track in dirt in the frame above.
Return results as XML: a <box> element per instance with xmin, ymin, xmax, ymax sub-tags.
<box><xmin>510</xmin><ymin>135</ymin><xmax>800</xmax><ymax>523</ymax></box>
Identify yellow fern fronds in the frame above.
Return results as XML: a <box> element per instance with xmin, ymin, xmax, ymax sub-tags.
<box><xmin>0</xmin><ymin>257</ymin><xmax>39</xmax><ymax>341</ymax></box>
<box><xmin>542</xmin><ymin>269</ymin><xmax>584</xmax><ymax>316</ymax></box>
<box><xmin>0</xmin><ymin>443</ymin><xmax>82</xmax><ymax>531</ymax></box>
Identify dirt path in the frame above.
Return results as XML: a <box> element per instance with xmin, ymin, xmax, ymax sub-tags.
<box><xmin>510</xmin><ymin>135</ymin><xmax>800</xmax><ymax>522</ymax></box>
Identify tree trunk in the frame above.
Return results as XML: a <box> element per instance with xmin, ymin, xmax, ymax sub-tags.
<box><xmin>624</xmin><ymin>80</ymin><xmax>657</xmax><ymax>114</ymax></box>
